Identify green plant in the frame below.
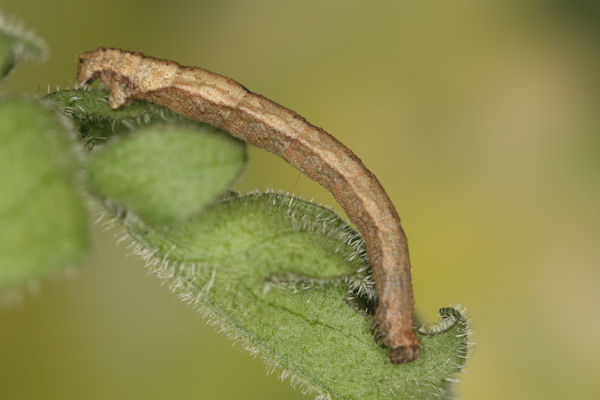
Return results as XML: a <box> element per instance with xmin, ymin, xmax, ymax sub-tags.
<box><xmin>0</xmin><ymin>15</ymin><xmax>471</xmax><ymax>400</ymax></box>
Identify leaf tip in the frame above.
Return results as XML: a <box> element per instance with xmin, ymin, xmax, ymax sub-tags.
<box><xmin>0</xmin><ymin>12</ymin><xmax>48</xmax><ymax>76</ymax></box>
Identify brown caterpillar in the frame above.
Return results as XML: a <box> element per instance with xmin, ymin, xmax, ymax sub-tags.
<box><xmin>77</xmin><ymin>48</ymin><xmax>419</xmax><ymax>364</ymax></box>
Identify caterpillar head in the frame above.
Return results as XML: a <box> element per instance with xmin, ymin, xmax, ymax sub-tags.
<box><xmin>77</xmin><ymin>47</ymin><xmax>139</xmax><ymax>108</ymax></box>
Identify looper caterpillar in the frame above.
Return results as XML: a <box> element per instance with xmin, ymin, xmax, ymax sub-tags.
<box><xmin>77</xmin><ymin>48</ymin><xmax>419</xmax><ymax>364</ymax></box>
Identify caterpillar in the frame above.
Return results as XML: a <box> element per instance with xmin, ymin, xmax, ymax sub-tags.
<box><xmin>77</xmin><ymin>47</ymin><xmax>419</xmax><ymax>364</ymax></box>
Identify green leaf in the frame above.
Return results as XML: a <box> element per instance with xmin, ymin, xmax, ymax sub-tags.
<box><xmin>98</xmin><ymin>190</ymin><xmax>469</xmax><ymax>399</ymax></box>
<box><xmin>0</xmin><ymin>99</ymin><xmax>89</xmax><ymax>291</ymax></box>
<box><xmin>45</xmin><ymin>88</ymin><xmax>194</xmax><ymax>147</ymax></box>
<box><xmin>76</xmin><ymin>82</ymin><xmax>468</xmax><ymax>398</ymax></box>
<box><xmin>87</xmin><ymin>124</ymin><xmax>246</xmax><ymax>225</ymax></box>
<box><xmin>0</xmin><ymin>14</ymin><xmax>47</xmax><ymax>80</ymax></box>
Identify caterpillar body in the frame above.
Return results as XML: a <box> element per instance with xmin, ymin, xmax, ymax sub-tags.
<box><xmin>77</xmin><ymin>48</ymin><xmax>419</xmax><ymax>364</ymax></box>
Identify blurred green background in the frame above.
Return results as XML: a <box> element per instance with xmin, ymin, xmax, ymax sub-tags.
<box><xmin>1</xmin><ymin>1</ymin><xmax>599</xmax><ymax>399</ymax></box>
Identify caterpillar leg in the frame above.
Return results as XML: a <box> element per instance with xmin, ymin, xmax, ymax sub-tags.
<box><xmin>373</xmin><ymin>307</ymin><xmax>420</xmax><ymax>364</ymax></box>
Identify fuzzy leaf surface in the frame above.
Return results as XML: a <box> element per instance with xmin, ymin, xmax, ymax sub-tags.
<box><xmin>87</xmin><ymin>124</ymin><xmax>246</xmax><ymax>225</ymax></box>
<box><xmin>45</xmin><ymin>88</ymin><xmax>196</xmax><ymax>147</ymax></box>
<box><xmin>0</xmin><ymin>99</ymin><xmax>88</xmax><ymax>291</ymax></box>
<box><xmin>100</xmin><ymin>190</ymin><xmax>469</xmax><ymax>399</ymax></box>
<box><xmin>76</xmin><ymin>83</ymin><xmax>468</xmax><ymax>399</ymax></box>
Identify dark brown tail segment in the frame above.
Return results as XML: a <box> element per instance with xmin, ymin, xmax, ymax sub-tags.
<box><xmin>389</xmin><ymin>344</ymin><xmax>420</xmax><ymax>364</ymax></box>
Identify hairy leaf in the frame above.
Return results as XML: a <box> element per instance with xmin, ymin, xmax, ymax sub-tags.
<box><xmin>97</xmin><ymin>190</ymin><xmax>469</xmax><ymax>399</ymax></box>
<box><xmin>0</xmin><ymin>14</ymin><xmax>47</xmax><ymax>80</ymax></box>
<box><xmin>76</xmin><ymin>80</ymin><xmax>469</xmax><ymax>399</ymax></box>
<box><xmin>0</xmin><ymin>99</ymin><xmax>88</xmax><ymax>291</ymax></box>
<box><xmin>45</xmin><ymin>88</ymin><xmax>196</xmax><ymax>147</ymax></box>
<box><xmin>87</xmin><ymin>125</ymin><xmax>246</xmax><ymax>225</ymax></box>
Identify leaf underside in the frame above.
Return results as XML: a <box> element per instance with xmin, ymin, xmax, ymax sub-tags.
<box><xmin>52</xmin><ymin>88</ymin><xmax>470</xmax><ymax>399</ymax></box>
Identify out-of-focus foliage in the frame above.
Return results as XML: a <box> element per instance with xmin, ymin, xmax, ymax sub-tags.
<box><xmin>87</xmin><ymin>124</ymin><xmax>246</xmax><ymax>225</ymax></box>
<box><xmin>0</xmin><ymin>13</ymin><xmax>46</xmax><ymax>80</ymax></box>
<box><xmin>0</xmin><ymin>99</ymin><xmax>88</xmax><ymax>291</ymax></box>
